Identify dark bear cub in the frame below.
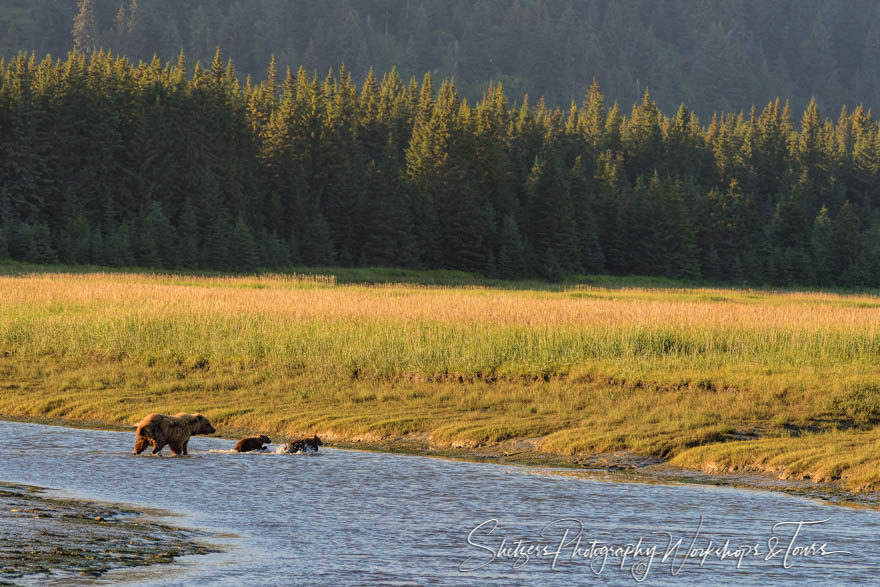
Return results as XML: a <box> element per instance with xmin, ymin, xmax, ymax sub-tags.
<box><xmin>277</xmin><ymin>434</ymin><xmax>323</xmax><ymax>453</ymax></box>
<box><xmin>234</xmin><ymin>435</ymin><xmax>271</xmax><ymax>452</ymax></box>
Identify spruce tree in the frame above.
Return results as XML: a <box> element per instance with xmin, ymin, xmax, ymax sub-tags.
<box><xmin>570</xmin><ymin>156</ymin><xmax>605</xmax><ymax>273</ymax></box>
<box><xmin>26</xmin><ymin>223</ymin><xmax>57</xmax><ymax>264</ymax></box>
<box><xmin>257</xmin><ymin>228</ymin><xmax>290</xmax><ymax>268</ymax></box>
<box><xmin>145</xmin><ymin>202</ymin><xmax>175</xmax><ymax>268</ymax></box>
<box><xmin>541</xmin><ymin>248</ymin><xmax>564</xmax><ymax>283</ymax></box>
<box><xmin>830</xmin><ymin>201</ymin><xmax>861</xmax><ymax>284</ymax></box>
<box><xmin>9</xmin><ymin>222</ymin><xmax>31</xmax><ymax>261</ymax></box>
<box><xmin>0</xmin><ymin>188</ymin><xmax>10</xmax><ymax>256</ymax></box>
<box><xmin>704</xmin><ymin>246</ymin><xmax>722</xmax><ymax>281</ymax></box>
<box><xmin>810</xmin><ymin>206</ymin><xmax>833</xmax><ymax>285</ymax></box>
<box><xmin>134</xmin><ymin>213</ymin><xmax>160</xmax><ymax>268</ymax></box>
<box><xmin>497</xmin><ymin>214</ymin><xmax>528</xmax><ymax>280</ymax></box>
<box><xmin>106</xmin><ymin>222</ymin><xmax>134</xmax><ymax>267</ymax></box>
<box><xmin>69</xmin><ymin>213</ymin><xmax>91</xmax><ymax>264</ymax></box>
<box><xmin>361</xmin><ymin>147</ymin><xmax>415</xmax><ymax>267</ymax></box>
<box><xmin>301</xmin><ymin>204</ymin><xmax>336</xmax><ymax>266</ymax></box>
<box><xmin>288</xmin><ymin>229</ymin><xmax>302</xmax><ymax>265</ymax></box>
<box><xmin>526</xmin><ymin>155</ymin><xmax>581</xmax><ymax>274</ymax></box>
<box><xmin>72</xmin><ymin>0</ymin><xmax>97</xmax><ymax>55</ymax></box>
<box><xmin>177</xmin><ymin>199</ymin><xmax>200</xmax><ymax>269</ymax></box>
<box><xmin>89</xmin><ymin>227</ymin><xmax>105</xmax><ymax>266</ymax></box>
<box><xmin>0</xmin><ymin>42</ymin><xmax>877</xmax><ymax>287</ymax></box>
<box><xmin>231</xmin><ymin>215</ymin><xmax>260</xmax><ymax>271</ymax></box>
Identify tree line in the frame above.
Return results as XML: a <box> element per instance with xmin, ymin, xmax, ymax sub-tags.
<box><xmin>0</xmin><ymin>49</ymin><xmax>878</xmax><ymax>286</ymax></box>
<box><xmin>4</xmin><ymin>1</ymin><xmax>880</xmax><ymax>118</ymax></box>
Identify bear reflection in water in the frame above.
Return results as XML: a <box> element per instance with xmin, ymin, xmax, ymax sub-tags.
<box><xmin>276</xmin><ymin>435</ymin><xmax>323</xmax><ymax>454</ymax></box>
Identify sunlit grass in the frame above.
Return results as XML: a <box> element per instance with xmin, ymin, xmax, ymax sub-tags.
<box><xmin>1</xmin><ymin>269</ymin><xmax>879</xmax><ymax>491</ymax></box>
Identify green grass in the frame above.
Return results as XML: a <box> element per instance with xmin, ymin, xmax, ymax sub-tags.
<box><xmin>5</xmin><ymin>259</ymin><xmax>877</xmax><ymax>294</ymax></box>
<box><xmin>1</xmin><ymin>265</ymin><xmax>880</xmax><ymax>492</ymax></box>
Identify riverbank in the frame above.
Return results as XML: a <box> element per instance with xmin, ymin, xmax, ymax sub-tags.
<box><xmin>0</xmin><ymin>482</ymin><xmax>215</xmax><ymax>582</ymax></box>
<box><xmin>333</xmin><ymin>435</ymin><xmax>880</xmax><ymax>508</ymax></box>
<box><xmin>2</xmin><ymin>271</ymin><xmax>880</xmax><ymax>496</ymax></box>
<box><xmin>6</xmin><ymin>418</ymin><xmax>878</xmax><ymax>584</ymax></box>
<box><xmin>5</xmin><ymin>414</ymin><xmax>879</xmax><ymax>510</ymax></box>
<box><xmin>4</xmin><ymin>357</ymin><xmax>880</xmax><ymax>495</ymax></box>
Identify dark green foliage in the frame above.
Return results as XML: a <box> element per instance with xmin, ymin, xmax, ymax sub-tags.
<box><xmin>147</xmin><ymin>202</ymin><xmax>176</xmax><ymax>268</ymax></box>
<box><xmin>26</xmin><ymin>223</ymin><xmax>57</xmax><ymax>264</ymax></box>
<box><xmin>703</xmin><ymin>246</ymin><xmax>722</xmax><ymax>281</ymax></box>
<box><xmin>231</xmin><ymin>216</ymin><xmax>260</xmax><ymax>271</ymax></box>
<box><xmin>831</xmin><ymin>201</ymin><xmax>863</xmax><ymax>285</ymax></box>
<box><xmin>288</xmin><ymin>229</ymin><xmax>302</xmax><ymax>265</ymax></box>
<box><xmin>130</xmin><ymin>202</ymin><xmax>175</xmax><ymax>268</ymax></box>
<box><xmin>106</xmin><ymin>222</ymin><xmax>134</xmax><ymax>267</ymax></box>
<box><xmin>811</xmin><ymin>206</ymin><xmax>833</xmax><ymax>285</ymax></box>
<box><xmin>0</xmin><ymin>48</ymin><xmax>875</xmax><ymax>287</ymax></box>
<box><xmin>540</xmin><ymin>249</ymin><xmax>564</xmax><ymax>283</ymax></box>
<box><xmin>569</xmin><ymin>156</ymin><xmax>605</xmax><ymax>273</ymax></box>
<box><xmin>301</xmin><ymin>206</ymin><xmax>336</xmax><ymax>266</ymax></box>
<box><xmin>9</xmin><ymin>222</ymin><xmax>32</xmax><ymax>260</ymax></box>
<box><xmin>56</xmin><ymin>230</ymin><xmax>74</xmax><ymax>264</ymax></box>
<box><xmin>89</xmin><ymin>227</ymin><xmax>105</xmax><ymax>266</ymax></box>
<box><xmin>200</xmin><ymin>185</ymin><xmax>234</xmax><ymax>270</ymax></box>
<box><xmin>69</xmin><ymin>214</ymin><xmax>91</xmax><ymax>264</ymax></box>
<box><xmin>0</xmin><ymin>227</ymin><xmax>8</xmax><ymax>260</ymax></box>
<box><xmin>526</xmin><ymin>156</ymin><xmax>581</xmax><ymax>274</ymax></box>
<box><xmin>361</xmin><ymin>163</ymin><xmax>414</xmax><ymax>267</ymax></box>
<box><xmin>497</xmin><ymin>214</ymin><xmax>528</xmax><ymax>280</ymax></box>
<box><xmin>257</xmin><ymin>228</ymin><xmax>290</xmax><ymax>268</ymax></box>
<box><xmin>176</xmin><ymin>199</ymin><xmax>200</xmax><ymax>269</ymax></box>
<box><xmin>133</xmin><ymin>222</ymin><xmax>159</xmax><ymax>268</ymax></box>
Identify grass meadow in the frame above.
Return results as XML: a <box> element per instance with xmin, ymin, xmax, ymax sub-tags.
<box><xmin>1</xmin><ymin>267</ymin><xmax>880</xmax><ymax>491</ymax></box>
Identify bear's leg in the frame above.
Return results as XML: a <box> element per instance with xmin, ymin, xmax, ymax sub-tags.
<box><xmin>182</xmin><ymin>439</ymin><xmax>189</xmax><ymax>455</ymax></box>
<box><xmin>133</xmin><ymin>436</ymin><xmax>149</xmax><ymax>455</ymax></box>
<box><xmin>151</xmin><ymin>440</ymin><xmax>166</xmax><ymax>455</ymax></box>
<box><xmin>168</xmin><ymin>441</ymin><xmax>183</xmax><ymax>456</ymax></box>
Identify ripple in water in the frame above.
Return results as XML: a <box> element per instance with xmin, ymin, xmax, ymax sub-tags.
<box><xmin>2</xmin><ymin>420</ymin><xmax>879</xmax><ymax>585</ymax></box>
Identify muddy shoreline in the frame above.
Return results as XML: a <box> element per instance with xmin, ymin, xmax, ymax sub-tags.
<box><xmin>6</xmin><ymin>415</ymin><xmax>880</xmax><ymax>511</ymax></box>
<box><xmin>0</xmin><ymin>482</ymin><xmax>217</xmax><ymax>583</ymax></box>
<box><xmin>329</xmin><ymin>436</ymin><xmax>880</xmax><ymax>509</ymax></box>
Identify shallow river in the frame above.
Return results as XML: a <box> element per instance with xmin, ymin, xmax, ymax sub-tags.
<box><xmin>2</xmin><ymin>420</ymin><xmax>879</xmax><ymax>585</ymax></box>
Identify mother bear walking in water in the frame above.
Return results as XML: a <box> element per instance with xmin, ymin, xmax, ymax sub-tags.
<box><xmin>132</xmin><ymin>413</ymin><xmax>216</xmax><ymax>455</ymax></box>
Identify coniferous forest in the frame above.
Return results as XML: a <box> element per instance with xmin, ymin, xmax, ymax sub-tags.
<box><xmin>1</xmin><ymin>47</ymin><xmax>877</xmax><ymax>287</ymax></box>
<box><xmin>0</xmin><ymin>1</ymin><xmax>879</xmax><ymax>286</ymax></box>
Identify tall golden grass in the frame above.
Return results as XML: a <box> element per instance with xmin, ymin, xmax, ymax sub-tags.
<box><xmin>3</xmin><ymin>272</ymin><xmax>879</xmax><ymax>372</ymax></box>
<box><xmin>1</xmin><ymin>271</ymin><xmax>879</xmax><ymax>490</ymax></box>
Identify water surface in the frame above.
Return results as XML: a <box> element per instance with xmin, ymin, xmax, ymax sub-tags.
<box><xmin>1</xmin><ymin>420</ymin><xmax>878</xmax><ymax>585</ymax></box>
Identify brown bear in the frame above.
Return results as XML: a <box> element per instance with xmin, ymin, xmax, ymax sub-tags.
<box><xmin>234</xmin><ymin>435</ymin><xmax>271</xmax><ymax>452</ymax></box>
<box><xmin>132</xmin><ymin>413</ymin><xmax>216</xmax><ymax>456</ymax></box>
<box><xmin>275</xmin><ymin>434</ymin><xmax>323</xmax><ymax>454</ymax></box>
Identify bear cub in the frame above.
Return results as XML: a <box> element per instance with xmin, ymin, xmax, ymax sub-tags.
<box><xmin>234</xmin><ymin>435</ymin><xmax>271</xmax><ymax>452</ymax></box>
<box><xmin>276</xmin><ymin>434</ymin><xmax>323</xmax><ymax>454</ymax></box>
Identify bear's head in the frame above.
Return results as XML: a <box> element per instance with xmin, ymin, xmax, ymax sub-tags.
<box><xmin>191</xmin><ymin>413</ymin><xmax>216</xmax><ymax>435</ymax></box>
<box><xmin>260</xmin><ymin>435</ymin><xmax>271</xmax><ymax>444</ymax></box>
<box><xmin>312</xmin><ymin>434</ymin><xmax>323</xmax><ymax>446</ymax></box>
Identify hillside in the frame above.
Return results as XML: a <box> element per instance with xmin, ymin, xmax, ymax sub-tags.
<box><xmin>1</xmin><ymin>0</ymin><xmax>878</xmax><ymax>117</ymax></box>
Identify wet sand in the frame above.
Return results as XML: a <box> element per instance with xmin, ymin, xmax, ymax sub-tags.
<box><xmin>0</xmin><ymin>482</ymin><xmax>216</xmax><ymax>583</ymax></box>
